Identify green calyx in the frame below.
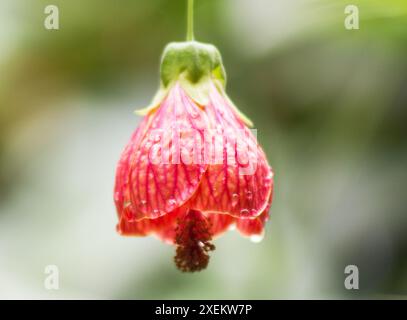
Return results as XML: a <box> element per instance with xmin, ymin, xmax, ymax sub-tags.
<box><xmin>136</xmin><ymin>40</ymin><xmax>253</xmax><ymax>127</ymax></box>
<box><xmin>137</xmin><ymin>41</ymin><xmax>226</xmax><ymax>114</ymax></box>
<box><xmin>160</xmin><ymin>41</ymin><xmax>226</xmax><ymax>89</ymax></box>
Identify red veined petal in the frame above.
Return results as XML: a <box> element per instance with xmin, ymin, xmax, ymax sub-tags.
<box><xmin>116</xmin><ymin>215</ymin><xmax>152</xmax><ymax>237</ymax></box>
<box><xmin>152</xmin><ymin>207</ymin><xmax>190</xmax><ymax>243</ymax></box>
<box><xmin>236</xmin><ymin>210</ymin><xmax>268</xmax><ymax>239</ymax></box>
<box><xmin>206</xmin><ymin>213</ymin><xmax>235</xmax><ymax>238</ymax></box>
<box><xmin>116</xmin><ymin>83</ymin><xmax>210</xmax><ymax>221</ymax></box>
<box><xmin>188</xmin><ymin>83</ymin><xmax>274</xmax><ymax>219</ymax></box>
<box><xmin>236</xmin><ymin>185</ymin><xmax>273</xmax><ymax>238</ymax></box>
<box><xmin>117</xmin><ymin>207</ymin><xmax>188</xmax><ymax>244</ymax></box>
<box><xmin>114</xmin><ymin>114</ymin><xmax>153</xmax><ymax>220</ymax></box>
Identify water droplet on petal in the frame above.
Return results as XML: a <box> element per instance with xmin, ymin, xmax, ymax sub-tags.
<box><xmin>250</xmin><ymin>233</ymin><xmax>264</xmax><ymax>243</ymax></box>
<box><xmin>264</xmin><ymin>171</ymin><xmax>274</xmax><ymax>187</ymax></box>
<box><xmin>246</xmin><ymin>190</ymin><xmax>253</xmax><ymax>200</ymax></box>
<box><xmin>114</xmin><ymin>191</ymin><xmax>120</xmax><ymax>202</ymax></box>
<box><xmin>123</xmin><ymin>202</ymin><xmax>134</xmax><ymax>220</ymax></box>
<box><xmin>240</xmin><ymin>209</ymin><xmax>250</xmax><ymax>215</ymax></box>
<box><xmin>167</xmin><ymin>198</ymin><xmax>177</xmax><ymax>210</ymax></box>
<box><xmin>189</xmin><ymin>109</ymin><xmax>199</xmax><ymax>119</ymax></box>
<box><xmin>231</xmin><ymin>194</ymin><xmax>239</xmax><ymax>207</ymax></box>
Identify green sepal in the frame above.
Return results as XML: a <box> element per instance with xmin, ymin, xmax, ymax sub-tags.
<box><xmin>160</xmin><ymin>41</ymin><xmax>226</xmax><ymax>88</ymax></box>
<box><xmin>135</xmin><ymin>40</ymin><xmax>253</xmax><ymax>127</ymax></box>
<box><xmin>178</xmin><ymin>74</ymin><xmax>211</xmax><ymax>106</ymax></box>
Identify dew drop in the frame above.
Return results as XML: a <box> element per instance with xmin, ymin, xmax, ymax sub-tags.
<box><xmin>189</xmin><ymin>109</ymin><xmax>199</xmax><ymax>118</ymax></box>
<box><xmin>231</xmin><ymin>194</ymin><xmax>239</xmax><ymax>207</ymax></box>
<box><xmin>246</xmin><ymin>190</ymin><xmax>253</xmax><ymax>200</ymax></box>
<box><xmin>114</xmin><ymin>191</ymin><xmax>120</xmax><ymax>202</ymax></box>
<box><xmin>240</xmin><ymin>208</ymin><xmax>250</xmax><ymax>215</ymax></box>
<box><xmin>264</xmin><ymin>171</ymin><xmax>274</xmax><ymax>186</ymax></box>
<box><xmin>140</xmin><ymin>199</ymin><xmax>147</xmax><ymax>207</ymax></box>
<box><xmin>250</xmin><ymin>233</ymin><xmax>264</xmax><ymax>243</ymax></box>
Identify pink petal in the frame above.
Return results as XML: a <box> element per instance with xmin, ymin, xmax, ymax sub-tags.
<box><xmin>116</xmin><ymin>83</ymin><xmax>210</xmax><ymax>221</ymax></box>
<box><xmin>117</xmin><ymin>207</ymin><xmax>188</xmax><ymax>244</ymax></box>
<box><xmin>236</xmin><ymin>188</ymin><xmax>273</xmax><ymax>237</ymax></box>
<box><xmin>114</xmin><ymin>114</ymin><xmax>153</xmax><ymax>221</ymax></box>
<box><xmin>206</xmin><ymin>213</ymin><xmax>235</xmax><ymax>237</ymax></box>
<box><xmin>188</xmin><ymin>83</ymin><xmax>274</xmax><ymax>219</ymax></box>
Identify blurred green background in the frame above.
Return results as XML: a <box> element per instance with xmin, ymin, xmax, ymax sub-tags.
<box><xmin>0</xmin><ymin>0</ymin><xmax>406</xmax><ymax>299</ymax></box>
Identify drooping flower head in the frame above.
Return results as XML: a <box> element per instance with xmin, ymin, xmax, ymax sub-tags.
<box><xmin>114</xmin><ymin>1</ymin><xmax>274</xmax><ymax>272</ymax></box>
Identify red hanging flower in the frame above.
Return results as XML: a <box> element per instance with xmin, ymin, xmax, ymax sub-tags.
<box><xmin>114</xmin><ymin>41</ymin><xmax>274</xmax><ymax>272</ymax></box>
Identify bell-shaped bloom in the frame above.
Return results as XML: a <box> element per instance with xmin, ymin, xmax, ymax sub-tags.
<box><xmin>114</xmin><ymin>41</ymin><xmax>274</xmax><ymax>272</ymax></box>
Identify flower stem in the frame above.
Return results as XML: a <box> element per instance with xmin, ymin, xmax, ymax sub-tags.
<box><xmin>187</xmin><ymin>0</ymin><xmax>194</xmax><ymax>41</ymax></box>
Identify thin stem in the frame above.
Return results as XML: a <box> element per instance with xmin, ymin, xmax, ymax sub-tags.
<box><xmin>187</xmin><ymin>0</ymin><xmax>194</xmax><ymax>41</ymax></box>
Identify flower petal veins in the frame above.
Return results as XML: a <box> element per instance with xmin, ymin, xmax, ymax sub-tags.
<box><xmin>187</xmin><ymin>83</ymin><xmax>273</xmax><ymax>219</ymax></box>
<box><xmin>115</xmin><ymin>84</ymin><xmax>210</xmax><ymax>221</ymax></box>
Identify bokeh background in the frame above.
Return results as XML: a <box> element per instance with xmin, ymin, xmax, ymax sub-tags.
<box><xmin>0</xmin><ymin>0</ymin><xmax>406</xmax><ymax>299</ymax></box>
